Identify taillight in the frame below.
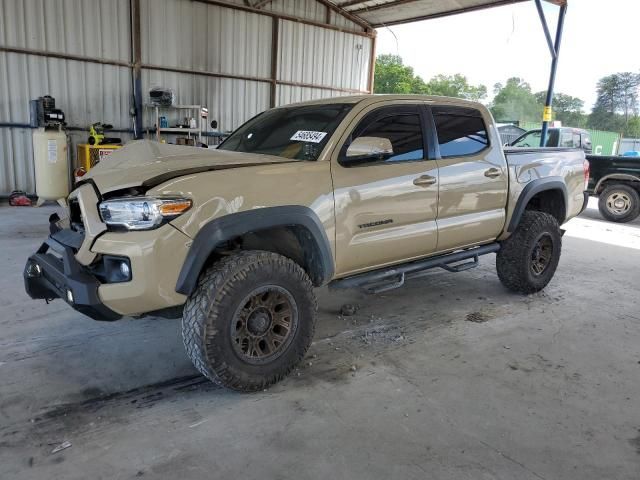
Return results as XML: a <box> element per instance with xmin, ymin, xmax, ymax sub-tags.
<box><xmin>583</xmin><ymin>159</ymin><xmax>590</xmax><ymax>190</ymax></box>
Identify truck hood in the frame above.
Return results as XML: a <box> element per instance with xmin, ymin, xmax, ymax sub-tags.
<box><xmin>84</xmin><ymin>140</ymin><xmax>296</xmax><ymax>194</ymax></box>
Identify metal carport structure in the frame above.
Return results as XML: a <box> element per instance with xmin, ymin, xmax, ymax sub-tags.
<box><xmin>337</xmin><ymin>0</ymin><xmax>569</xmax><ymax>146</ymax></box>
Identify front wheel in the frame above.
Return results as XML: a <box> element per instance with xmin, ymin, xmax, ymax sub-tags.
<box><xmin>182</xmin><ymin>251</ymin><xmax>317</xmax><ymax>392</ymax></box>
<box><xmin>496</xmin><ymin>211</ymin><xmax>562</xmax><ymax>294</ymax></box>
<box><xmin>598</xmin><ymin>184</ymin><xmax>640</xmax><ymax>223</ymax></box>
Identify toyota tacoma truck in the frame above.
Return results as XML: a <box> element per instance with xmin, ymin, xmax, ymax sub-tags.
<box><xmin>24</xmin><ymin>95</ymin><xmax>589</xmax><ymax>391</ymax></box>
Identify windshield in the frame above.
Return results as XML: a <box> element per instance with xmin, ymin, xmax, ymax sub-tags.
<box><xmin>511</xmin><ymin>129</ymin><xmax>559</xmax><ymax>148</ymax></box>
<box><xmin>218</xmin><ymin>103</ymin><xmax>354</xmax><ymax>161</ymax></box>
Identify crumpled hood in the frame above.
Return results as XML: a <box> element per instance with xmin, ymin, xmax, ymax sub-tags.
<box><xmin>84</xmin><ymin>140</ymin><xmax>295</xmax><ymax>193</ymax></box>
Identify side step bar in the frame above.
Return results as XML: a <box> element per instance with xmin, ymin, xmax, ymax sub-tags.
<box><xmin>329</xmin><ymin>243</ymin><xmax>500</xmax><ymax>294</ymax></box>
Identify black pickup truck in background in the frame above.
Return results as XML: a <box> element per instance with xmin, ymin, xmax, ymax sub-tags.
<box><xmin>510</xmin><ymin>127</ymin><xmax>592</xmax><ymax>153</ymax></box>
<box><xmin>586</xmin><ymin>154</ymin><xmax>640</xmax><ymax>223</ymax></box>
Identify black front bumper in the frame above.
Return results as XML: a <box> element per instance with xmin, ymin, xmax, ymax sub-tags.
<box><xmin>24</xmin><ymin>235</ymin><xmax>122</xmax><ymax>321</ymax></box>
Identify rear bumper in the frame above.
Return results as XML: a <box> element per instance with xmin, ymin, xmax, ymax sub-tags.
<box><xmin>578</xmin><ymin>191</ymin><xmax>590</xmax><ymax>215</ymax></box>
<box><xmin>24</xmin><ymin>236</ymin><xmax>122</xmax><ymax>321</ymax></box>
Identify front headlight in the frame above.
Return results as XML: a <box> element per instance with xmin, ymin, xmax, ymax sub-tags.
<box><xmin>98</xmin><ymin>197</ymin><xmax>192</xmax><ymax>230</ymax></box>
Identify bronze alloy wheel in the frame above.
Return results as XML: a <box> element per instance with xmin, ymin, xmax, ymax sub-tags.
<box><xmin>530</xmin><ymin>233</ymin><xmax>553</xmax><ymax>276</ymax></box>
<box><xmin>605</xmin><ymin>191</ymin><xmax>632</xmax><ymax>215</ymax></box>
<box><xmin>230</xmin><ymin>285</ymin><xmax>299</xmax><ymax>364</ymax></box>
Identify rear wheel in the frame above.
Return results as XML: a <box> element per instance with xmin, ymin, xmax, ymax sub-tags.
<box><xmin>496</xmin><ymin>211</ymin><xmax>562</xmax><ymax>294</ymax></box>
<box><xmin>598</xmin><ymin>184</ymin><xmax>640</xmax><ymax>223</ymax></box>
<box><xmin>182</xmin><ymin>251</ymin><xmax>317</xmax><ymax>392</ymax></box>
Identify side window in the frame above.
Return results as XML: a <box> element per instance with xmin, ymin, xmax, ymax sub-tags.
<box><xmin>432</xmin><ymin>106</ymin><xmax>489</xmax><ymax>158</ymax></box>
<box><xmin>340</xmin><ymin>106</ymin><xmax>425</xmax><ymax>166</ymax></box>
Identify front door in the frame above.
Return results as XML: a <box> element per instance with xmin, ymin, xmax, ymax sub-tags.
<box><xmin>331</xmin><ymin>103</ymin><xmax>439</xmax><ymax>276</ymax></box>
<box><xmin>430</xmin><ymin>104</ymin><xmax>508</xmax><ymax>251</ymax></box>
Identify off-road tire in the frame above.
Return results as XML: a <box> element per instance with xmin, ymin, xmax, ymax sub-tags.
<box><xmin>182</xmin><ymin>250</ymin><xmax>317</xmax><ymax>392</ymax></box>
<box><xmin>496</xmin><ymin>211</ymin><xmax>562</xmax><ymax>294</ymax></box>
<box><xmin>598</xmin><ymin>184</ymin><xmax>640</xmax><ymax>223</ymax></box>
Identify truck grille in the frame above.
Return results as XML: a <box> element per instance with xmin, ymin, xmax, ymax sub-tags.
<box><xmin>69</xmin><ymin>198</ymin><xmax>85</xmax><ymax>235</ymax></box>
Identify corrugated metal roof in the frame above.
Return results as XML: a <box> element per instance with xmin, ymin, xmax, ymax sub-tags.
<box><xmin>335</xmin><ymin>0</ymin><xmax>529</xmax><ymax>27</ymax></box>
<box><xmin>278</xmin><ymin>20</ymin><xmax>372</xmax><ymax>93</ymax></box>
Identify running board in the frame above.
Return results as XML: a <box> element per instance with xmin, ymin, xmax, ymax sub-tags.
<box><xmin>329</xmin><ymin>243</ymin><xmax>501</xmax><ymax>294</ymax></box>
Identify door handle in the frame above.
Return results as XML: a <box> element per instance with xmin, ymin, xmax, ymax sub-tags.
<box><xmin>484</xmin><ymin>168</ymin><xmax>502</xmax><ymax>178</ymax></box>
<box><xmin>413</xmin><ymin>175</ymin><xmax>437</xmax><ymax>187</ymax></box>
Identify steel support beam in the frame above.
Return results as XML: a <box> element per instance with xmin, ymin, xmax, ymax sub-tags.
<box><xmin>131</xmin><ymin>0</ymin><xmax>143</xmax><ymax>139</ymax></box>
<box><xmin>313</xmin><ymin>0</ymin><xmax>372</xmax><ymax>31</ymax></box>
<box><xmin>270</xmin><ymin>17</ymin><xmax>279</xmax><ymax>107</ymax></box>
<box><xmin>536</xmin><ymin>0</ymin><xmax>567</xmax><ymax>147</ymax></box>
<box><xmin>0</xmin><ymin>46</ymin><xmax>131</xmax><ymax>68</ymax></box>
<box><xmin>367</xmin><ymin>33</ymin><xmax>377</xmax><ymax>94</ymax></box>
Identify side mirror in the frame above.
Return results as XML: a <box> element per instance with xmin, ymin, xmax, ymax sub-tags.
<box><xmin>343</xmin><ymin>136</ymin><xmax>394</xmax><ymax>164</ymax></box>
<box><xmin>210</xmin><ymin>120</ymin><xmax>218</xmax><ymax>129</ymax></box>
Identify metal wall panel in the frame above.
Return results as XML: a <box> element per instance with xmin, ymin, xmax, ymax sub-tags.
<box><xmin>0</xmin><ymin>51</ymin><xmax>131</xmax><ymax>194</ymax></box>
<box><xmin>278</xmin><ymin>19</ymin><xmax>371</xmax><ymax>93</ymax></box>
<box><xmin>0</xmin><ymin>128</ymin><xmax>34</xmax><ymax>195</ymax></box>
<box><xmin>0</xmin><ymin>52</ymin><xmax>131</xmax><ymax>127</ymax></box>
<box><xmin>329</xmin><ymin>9</ymin><xmax>365</xmax><ymax>30</ymax></box>
<box><xmin>142</xmin><ymin>69</ymin><xmax>270</xmax><ymax>134</ymax></box>
<box><xmin>221</xmin><ymin>0</ymin><xmax>367</xmax><ymax>30</ymax></box>
<box><xmin>141</xmin><ymin>0</ymin><xmax>272</xmax><ymax>78</ymax></box>
<box><xmin>0</xmin><ymin>0</ymin><xmax>372</xmax><ymax>195</ymax></box>
<box><xmin>0</xmin><ymin>0</ymin><xmax>131</xmax><ymax>61</ymax></box>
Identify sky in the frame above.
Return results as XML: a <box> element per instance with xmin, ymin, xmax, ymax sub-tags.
<box><xmin>375</xmin><ymin>0</ymin><xmax>640</xmax><ymax>110</ymax></box>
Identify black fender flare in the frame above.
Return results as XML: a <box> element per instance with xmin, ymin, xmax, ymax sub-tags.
<box><xmin>175</xmin><ymin>206</ymin><xmax>334</xmax><ymax>296</ymax></box>
<box><xmin>507</xmin><ymin>177</ymin><xmax>568</xmax><ymax>232</ymax></box>
<box><xmin>594</xmin><ymin>173</ymin><xmax>640</xmax><ymax>194</ymax></box>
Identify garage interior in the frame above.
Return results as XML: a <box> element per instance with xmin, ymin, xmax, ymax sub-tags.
<box><xmin>1</xmin><ymin>1</ymin><xmax>640</xmax><ymax>479</ymax></box>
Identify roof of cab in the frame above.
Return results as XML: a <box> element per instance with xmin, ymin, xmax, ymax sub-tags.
<box><xmin>278</xmin><ymin>94</ymin><xmax>486</xmax><ymax>109</ymax></box>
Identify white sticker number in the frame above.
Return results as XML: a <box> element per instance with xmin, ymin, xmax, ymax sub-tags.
<box><xmin>290</xmin><ymin>130</ymin><xmax>327</xmax><ymax>143</ymax></box>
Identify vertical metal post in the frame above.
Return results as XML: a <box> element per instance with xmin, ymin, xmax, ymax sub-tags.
<box><xmin>270</xmin><ymin>17</ymin><xmax>279</xmax><ymax>108</ymax></box>
<box><xmin>131</xmin><ymin>0</ymin><xmax>143</xmax><ymax>139</ymax></box>
<box><xmin>537</xmin><ymin>1</ymin><xmax>567</xmax><ymax>147</ymax></box>
<box><xmin>367</xmin><ymin>33</ymin><xmax>377</xmax><ymax>94</ymax></box>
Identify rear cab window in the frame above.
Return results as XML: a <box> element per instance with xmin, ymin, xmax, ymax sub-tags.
<box><xmin>559</xmin><ymin>130</ymin><xmax>574</xmax><ymax>147</ymax></box>
<box><xmin>431</xmin><ymin>106</ymin><xmax>489</xmax><ymax>158</ymax></box>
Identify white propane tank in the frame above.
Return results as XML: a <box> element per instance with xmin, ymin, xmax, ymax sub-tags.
<box><xmin>32</xmin><ymin>128</ymin><xmax>69</xmax><ymax>206</ymax></box>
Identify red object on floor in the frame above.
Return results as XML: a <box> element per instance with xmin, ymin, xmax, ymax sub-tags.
<box><xmin>9</xmin><ymin>190</ymin><xmax>32</xmax><ymax>206</ymax></box>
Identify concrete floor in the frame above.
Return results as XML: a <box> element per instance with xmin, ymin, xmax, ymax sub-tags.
<box><xmin>1</xmin><ymin>198</ymin><xmax>639</xmax><ymax>480</ymax></box>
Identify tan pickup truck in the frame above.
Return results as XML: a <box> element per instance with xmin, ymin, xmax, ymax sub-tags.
<box><xmin>24</xmin><ymin>95</ymin><xmax>589</xmax><ymax>391</ymax></box>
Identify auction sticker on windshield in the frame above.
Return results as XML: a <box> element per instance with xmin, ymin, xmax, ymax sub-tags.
<box><xmin>290</xmin><ymin>131</ymin><xmax>327</xmax><ymax>143</ymax></box>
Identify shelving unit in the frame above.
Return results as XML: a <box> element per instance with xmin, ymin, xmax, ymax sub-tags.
<box><xmin>144</xmin><ymin>104</ymin><xmax>205</xmax><ymax>143</ymax></box>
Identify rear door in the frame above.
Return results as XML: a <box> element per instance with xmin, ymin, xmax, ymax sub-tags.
<box><xmin>430</xmin><ymin>104</ymin><xmax>508</xmax><ymax>251</ymax></box>
<box><xmin>331</xmin><ymin>102</ymin><xmax>439</xmax><ymax>276</ymax></box>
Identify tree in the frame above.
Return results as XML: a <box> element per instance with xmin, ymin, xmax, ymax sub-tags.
<box><xmin>373</xmin><ymin>55</ymin><xmax>487</xmax><ymax>99</ymax></box>
<box><xmin>424</xmin><ymin>74</ymin><xmax>487</xmax><ymax>101</ymax></box>
<box><xmin>490</xmin><ymin>77</ymin><xmax>541</xmax><ymax>122</ymax></box>
<box><xmin>588</xmin><ymin>72</ymin><xmax>640</xmax><ymax>134</ymax></box>
<box><xmin>373</xmin><ymin>54</ymin><xmax>428</xmax><ymax>94</ymax></box>
<box><xmin>534</xmin><ymin>91</ymin><xmax>586</xmax><ymax>127</ymax></box>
